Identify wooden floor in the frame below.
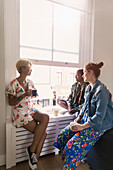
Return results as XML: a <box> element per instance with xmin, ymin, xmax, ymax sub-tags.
<box><xmin>1</xmin><ymin>153</ymin><xmax>91</xmax><ymax>170</ymax></box>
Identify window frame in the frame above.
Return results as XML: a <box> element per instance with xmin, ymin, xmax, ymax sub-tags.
<box><xmin>4</xmin><ymin>0</ymin><xmax>94</xmax><ymax>120</ymax></box>
<box><xmin>19</xmin><ymin>0</ymin><xmax>93</xmax><ymax>68</ymax></box>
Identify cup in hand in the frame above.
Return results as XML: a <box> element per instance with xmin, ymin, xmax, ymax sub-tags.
<box><xmin>32</xmin><ymin>90</ymin><xmax>37</xmax><ymax>97</ymax></box>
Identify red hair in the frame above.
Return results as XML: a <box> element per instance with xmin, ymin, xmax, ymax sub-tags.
<box><xmin>85</xmin><ymin>62</ymin><xmax>104</xmax><ymax>78</ymax></box>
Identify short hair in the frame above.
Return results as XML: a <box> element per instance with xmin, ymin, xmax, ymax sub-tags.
<box><xmin>16</xmin><ymin>59</ymin><xmax>32</xmax><ymax>73</ymax></box>
<box><xmin>77</xmin><ymin>69</ymin><xmax>84</xmax><ymax>76</ymax></box>
<box><xmin>85</xmin><ymin>62</ymin><xmax>104</xmax><ymax>78</ymax></box>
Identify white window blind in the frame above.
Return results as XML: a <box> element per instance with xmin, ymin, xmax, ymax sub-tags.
<box><xmin>20</xmin><ymin>0</ymin><xmax>93</xmax><ymax>68</ymax></box>
<box><xmin>47</xmin><ymin>0</ymin><xmax>93</xmax><ymax>13</ymax></box>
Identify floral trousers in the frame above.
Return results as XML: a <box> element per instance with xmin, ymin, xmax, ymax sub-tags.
<box><xmin>53</xmin><ymin>124</ymin><xmax>103</xmax><ymax>170</ymax></box>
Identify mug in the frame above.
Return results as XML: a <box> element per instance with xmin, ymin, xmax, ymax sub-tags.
<box><xmin>32</xmin><ymin>90</ymin><xmax>37</xmax><ymax>97</ymax></box>
<box><xmin>54</xmin><ymin>109</ymin><xmax>58</xmax><ymax>116</ymax></box>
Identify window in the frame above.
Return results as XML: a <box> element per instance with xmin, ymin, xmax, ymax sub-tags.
<box><xmin>20</xmin><ymin>0</ymin><xmax>93</xmax><ymax>101</ymax></box>
<box><xmin>30</xmin><ymin>65</ymin><xmax>78</xmax><ymax>99</ymax></box>
<box><xmin>20</xmin><ymin>0</ymin><xmax>82</xmax><ymax>65</ymax></box>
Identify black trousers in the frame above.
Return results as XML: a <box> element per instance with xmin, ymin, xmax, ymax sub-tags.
<box><xmin>87</xmin><ymin>128</ymin><xmax>113</xmax><ymax>170</ymax></box>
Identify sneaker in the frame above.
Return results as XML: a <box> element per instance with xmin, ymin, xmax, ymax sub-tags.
<box><xmin>81</xmin><ymin>156</ymin><xmax>87</xmax><ymax>164</ymax></box>
<box><xmin>26</xmin><ymin>146</ymin><xmax>37</xmax><ymax>170</ymax></box>
<box><xmin>33</xmin><ymin>153</ymin><xmax>38</xmax><ymax>163</ymax></box>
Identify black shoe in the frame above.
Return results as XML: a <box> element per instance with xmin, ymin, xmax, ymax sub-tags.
<box><xmin>26</xmin><ymin>146</ymin><xmax>37</xmax><ymax>170</ymax></box>
<box><xmin>81</xmin><ymin>156</ymin><xmax>87</xmax><ymax>164</ymax></box>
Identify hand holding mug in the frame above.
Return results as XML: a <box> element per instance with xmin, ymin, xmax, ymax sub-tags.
<box><xmin>26</xmin><ymin>89</ymin><xmax>32</xmax><ymax>97</ymax></box>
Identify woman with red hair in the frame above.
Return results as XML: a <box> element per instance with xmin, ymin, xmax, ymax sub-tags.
<box><xmin>54</xmin><ymin>62</ymin><xmax>113</xmax><ymax>170</ymax></box>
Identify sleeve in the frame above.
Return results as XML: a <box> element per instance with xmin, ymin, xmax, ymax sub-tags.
<box><xmin>7</xmin><ymin>80</ymin><xmax>17</xmax><ymax>96</ymax></box>
<box><xmin>88</xmin><ymin>88</ymin><xmax>109</xmax><ymax>128</ymax></box>
<box><xmin>79</xmin><ymin>100</ymin><xmax>87</xmax><ymax>116</ymax></box>
<box><xmin>67</xmin><ymin>83</ymin><xmax>75</xmax><ymax>104</ymax></box>
<box><xmin>67</xmin><ymin>92</ymin><xmax>73</xmax><ymax>104</ymax></box>
<box><xmin>79</xmin><ymin>85</ymin><xmax>90</xmax><ymax>115</ymax></box>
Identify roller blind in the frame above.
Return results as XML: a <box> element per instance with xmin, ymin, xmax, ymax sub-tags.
<box><xmin>47</xmin><ymin>0</ymin><xmax>93</xmax><ymax>13</ymax></box>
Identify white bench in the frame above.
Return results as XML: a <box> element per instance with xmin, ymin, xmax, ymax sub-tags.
<box><xmin>6</xmin><ymin>114</ymin><xmax>75</xmax><ymax>169</ymax></box>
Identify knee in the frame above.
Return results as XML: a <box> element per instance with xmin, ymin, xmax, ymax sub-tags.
<box><xmin>43</xmin><ymin>113</ymin><xmax>49</xmax><ymax>125</ymax></box>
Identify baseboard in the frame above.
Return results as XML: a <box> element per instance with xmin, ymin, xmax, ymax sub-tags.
<box><xmin>0</xmin><ymin>154</ymin><xmax>6</xmax><ymax>166</ymax></box>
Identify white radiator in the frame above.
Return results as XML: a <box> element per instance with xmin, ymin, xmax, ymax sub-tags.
<box><xmin>6</xmin><ymin>114</ymin><xmax>75</xmax><ymax>169</ymax></box>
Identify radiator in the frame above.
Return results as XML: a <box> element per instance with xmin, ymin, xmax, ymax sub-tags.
<box><xmin>6</xmin><ymin>114</ymin><xmax>75</xmax><ymax>169</ymax></box>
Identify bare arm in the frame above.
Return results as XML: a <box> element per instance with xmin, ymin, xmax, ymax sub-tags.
<box><xmin>8</xmin><ymin>89</ymin><xmax>32</xmax><ymax>106</ymax></box>
<box><xmin>70</xmin><ymin>121</ymin><xmax>90</xmax><ymax>132</ymax></box>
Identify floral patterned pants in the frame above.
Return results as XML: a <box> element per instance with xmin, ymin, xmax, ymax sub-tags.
<box><xmin>53</xmin><ymin>125</ymin><xmax>103</xmax><ymax>170</ymax></box>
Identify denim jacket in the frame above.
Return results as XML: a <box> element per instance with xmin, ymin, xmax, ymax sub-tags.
<box><xmin>80</xmin><ymin>80</ymin><xmax>113</xmax><ymax>133</ymax></box>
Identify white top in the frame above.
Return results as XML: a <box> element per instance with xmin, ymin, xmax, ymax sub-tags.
<box><xmin>8</xmin><ymin>78</ymin><xmax>37</xmax><ymax>127</ymax></box>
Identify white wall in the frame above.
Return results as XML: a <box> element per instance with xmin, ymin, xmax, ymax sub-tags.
<box><xmin>0</xmin><ymin>0</ymin><xmax>19</xmax><ymax>166</ymax></box>
<box><xmin>0</xmin><ymin>0</ymin><xmax>113</xmax><ymax>166</ymax></box>
<box><xmin>93</xmin><ymin>0</ymin><xmax>113</xmax><ymax>94</ymax></box>
<box><xmin>0</xmin><ymin>0</ymin><xmax>6</xmax><ymax>165</ymax></box>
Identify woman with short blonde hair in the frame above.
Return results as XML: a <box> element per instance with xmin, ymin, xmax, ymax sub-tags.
<box><xmin>16</xmin><ymin>59</ymin><xmax>32</xmax><ymax>73</ymax></box>
<box><xmin>8</xmin><ymin>59</ymin><xmax>49</xmax><ymax>170</ymax></box>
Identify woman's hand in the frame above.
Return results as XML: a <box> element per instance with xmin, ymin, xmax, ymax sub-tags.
<box><xmin>70</xmin><ymin>122</ymin><xmax>84</xmax><ymax>132</ymax></box>
<box><xmin>74</xmin><ymin>114</ymin><xmax>83</xmax><ymax>123</ymax></box>
<box><xmin>70</xmin><ymin>121</ymin><xmax>90</xmax><ymax>132</ymax></box>
<box><xmin>25</xmin><ymin>89</ymin><xmax>32</xmax><ymax>97</ymax></box>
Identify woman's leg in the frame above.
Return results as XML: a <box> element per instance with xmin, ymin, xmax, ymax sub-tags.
<box><xmin>62</xmin><ymin>128</ymin><xmax>103</xmax><ymax>170</ymax></box>
<box><xmin>23</xmin><ymin>110</ymin><xmax>49</xmax><ymax>156</ymax></box>
<box><xmin>53</xmin><ymin>125</ymin><xmax>76</xmax><ymax>152</ymax></box>
<box><xmin>23</xmin><ymin>120</ymin><xmax>38</xmax><ymax>169</ymax></box>
<box><xmin>53</xmin><ymin>124</ymin><xmax>75</xmax><ymax>170</ymax></box>
<box><xmin>35</xmin><ymin>131</ymin><xmax>47</xmax><ymax>159</ymax></box>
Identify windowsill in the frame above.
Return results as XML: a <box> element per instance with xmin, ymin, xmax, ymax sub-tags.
<box><xmin>37</xmin><ymin>105</ymin><xmax>67</xmax><ymax>116</ymax></box>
